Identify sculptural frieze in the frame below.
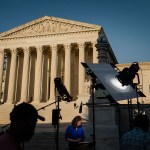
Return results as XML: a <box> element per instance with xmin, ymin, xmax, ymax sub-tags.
<box><xmin>2</xmin><ymin>19</ymin><xmax>96</xmax><ymax>38</ymax></box>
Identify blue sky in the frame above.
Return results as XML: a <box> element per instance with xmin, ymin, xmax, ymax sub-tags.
<box><xmin>0</xmin><ymin>0</ymin><xmax>150</xmax><ymax>64</ymax></box>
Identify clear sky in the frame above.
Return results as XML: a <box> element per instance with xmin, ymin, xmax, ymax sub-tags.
<box><xmin>0</xmin><ymin>0</ymin><xmax>150</xmax><ymax>64</ymax></box>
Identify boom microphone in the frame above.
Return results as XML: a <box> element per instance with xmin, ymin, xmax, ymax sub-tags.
<box><xmin>79</xmin><ymin>102</ymin><xmax>82</xmax><ymax>113</ymax></box>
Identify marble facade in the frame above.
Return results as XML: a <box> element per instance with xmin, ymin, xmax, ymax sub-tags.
<box><xmin>0</xmin><ymin>16</ymin><xmax>117</xmax><ymax>104</ymax></box>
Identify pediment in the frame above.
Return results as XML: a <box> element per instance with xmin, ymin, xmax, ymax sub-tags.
<box><xmin>0</xmin><ymin>16</ymin><xmax>101</xmax><ymax>38</ymax></box>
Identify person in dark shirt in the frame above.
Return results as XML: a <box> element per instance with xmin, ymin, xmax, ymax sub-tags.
<box><xmin>120</xmin><ymin>114</ymin><xmax>150</xmax><ymax>150</ymax></box>
<box><xmin>65</xmin><ymin>115</ymin><xmax>85</xmax><ymax>150</ymax></box>
<box><xmin>0</xmin><ymin>102</ymin><xmax>45</xmax><ymax>150</ymax></box>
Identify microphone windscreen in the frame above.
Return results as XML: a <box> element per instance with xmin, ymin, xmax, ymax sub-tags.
<box><xmin>79</xmin><ymin>102</ymin><xmax>82</xmax><ymax>113</ymax></box>
<box><xmin>38</xmin><ymin>115</ymin><xmax>45</xmax><ymax>121</ymax></box>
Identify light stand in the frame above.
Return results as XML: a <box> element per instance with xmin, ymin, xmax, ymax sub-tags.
<box><xmin>135</xmin><ymin>85</ymin><xmax>140</xmax><ymax>114</ymax></box>
<box><xmin>54</xmin><ymin>96</ymin><xmax>61</xmax><ymax>150</ymax></box>
<box><xmin>37</xmin><ymin>98</ymin><xmax>62</xmax><ymax>150</ymax></box>
<box><xmin>127</xmin><ymin>99</ymin><xmax>133</xmax><ymax>130</ymax></box>
<box><xmin>53</xmin><ymin>77</ymin><xmax>72</xmax><ymax>150</ymax></box>
<box><xmin>115</xmin><ymin>62</ymin><xmax>145</xmax><ymax>129</ymax></box>
<box><xmin>77</xmin><ymin>78</ymin><xmax>99</xmax><ymax>150</ymax></box>
<box><xmin>91</xmin><ymin>78</ymin><xmax>96</xmax><ymax>150</ymax></box>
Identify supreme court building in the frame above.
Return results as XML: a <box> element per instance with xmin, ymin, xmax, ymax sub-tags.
<box><xmin>0</xmin><ymin>16</ymin><xmax>117</xmax><ymax>104</ymax></box>
<box><xmin>1</xmin><ymin>16</ymin><xmax>150</xmax><ymax>150</ymax></box>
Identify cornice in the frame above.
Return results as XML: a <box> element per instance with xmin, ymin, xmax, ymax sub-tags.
<box><xmin>117</xmin><ymin>62</ymin><xmax>150</xmax><ymax>66</ymax></box>
<box><xmin>0</xmin><ymin>29</ymin><xmax>99</xmax><ymax>41</ymax></box>
<box><xmin>138</xmin><ymin>62</ymin><xmax>150</xmax><ymax>65</ymax></box>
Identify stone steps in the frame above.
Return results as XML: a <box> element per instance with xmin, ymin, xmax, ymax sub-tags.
<box><xmin>0</xmin><ymin>101</ymin><xmax>82</xmax><ymax>124</ymax></box>
<box><xmin>0</xmin><ymin>123</ymin><xmax>70</xmax><ymax>150</ymax></box>
<box><xmin>24</xmin><ymin>132</ymin><xmax>68</xmax><ymax>150</ymax></box>
<box><xmin>0</xmin><ymin>104</ymin><xmax>14</xmax><ymax>124</ymax></box>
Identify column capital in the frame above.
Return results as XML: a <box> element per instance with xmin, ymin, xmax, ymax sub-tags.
<box><xmin>64</xmin><ymin>43</ymin><xmax>71</xmax><ymax>49</ymax></box>
<box><xmin>35</xmin><ymin>46</ymin><xmax>43</xmax><ymax>52</ymax></box>
<box><xmin>23</xmin><ymin>47</ymin><xmax>30</xmax><ymax>53</ymax></box>
<box><xmin>78</xmin><ymin>42</ymin><xmax>85</xmax><ymax>49</ymax></box>
<box><xmin>0</xmin><ymin>51</ymin><xmax>4</xmax><ymax>55</ymax></box>
<box><xmin>50</xmin><ymin>44</ymin><xmax>57</xmax><ymax>51</ymax></box>
<box><xmin>91</xmin><ymin>41</ymin><xmax>97</xmax><ymax>47</ymax></box>
<box><xmin>10</xmin><ymin>48</ymin><xmax>17</xmax><ymax>54</ymax></box>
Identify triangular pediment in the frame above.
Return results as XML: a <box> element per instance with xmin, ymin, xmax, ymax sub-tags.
<box><xmin>0</xmin><ymin>16</ymin><xmax>101</xmax><ymax>38</ymax></box>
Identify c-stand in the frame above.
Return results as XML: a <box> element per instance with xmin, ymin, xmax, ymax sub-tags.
<box><xmin>33</xmin><ymin>98</ymin><xmax>62</xmax><ymax>150</ymax></box>
<box><xmin>53</xmin><ymin>77</ymin><xmax>72</xmax><ymax>150</ymax></box>
<box><xmin>53</xmin><ymin>96</ymin><xmax>61</xmax><ymax>150</ymax></box>
<box><xmin>90</xmin><ymin>78</ymin><xmax>97</xmax><ymax>150</ymax></box>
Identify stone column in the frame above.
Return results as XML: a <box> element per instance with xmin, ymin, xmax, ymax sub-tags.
<box><xmin>46</xmin><ymin>58</ymin><xmax>50</xmax><ymax>100</ymax></box>
<box><xmin>34</xmin><ymin>46</ymin><xmax>43</xmax><ymax>102</ymax></box>
<box><xmin>20</xmin><ymin>47</ymin><xmax>30</xmax><ymax>102</ymax></box>
<box><xmin>92</xmin><ymin>41</ymin><xmax>98</xmax><ymax>63</ymax></box>
<box><xmin>0</xmin><ymin>51</ymin><xmax>4</xmax><ymax>100</ymax></box>
<box><xmin>64</xmin><ymin>43</ymin><xmax>71</xmax><ymax>93</ymax></box>
<box><xmin>78</xmin><ymin>43</ymin><xmax>85</xmax><ymax>95</ymax></box>
<box><xmin>7</xmin><ymin>49</ymin><xmax>17</xmax><ymax>103</ymax></box>
<box><xmin>50</xmin><ymin>45</ymin><xmax>57</xmax><ymax>100</ymax></box>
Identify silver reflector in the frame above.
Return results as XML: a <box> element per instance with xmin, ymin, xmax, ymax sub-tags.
<box><xmin>82</xmin><ymin>63</ymin><xmax>145</xmax><ymax>101</ymax></box>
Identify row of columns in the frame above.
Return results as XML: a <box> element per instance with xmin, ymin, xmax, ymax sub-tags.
<box><xmin>0</xmin><ymin>41</ymin><xmax>98</xmax><ymax>104</ymax></box>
